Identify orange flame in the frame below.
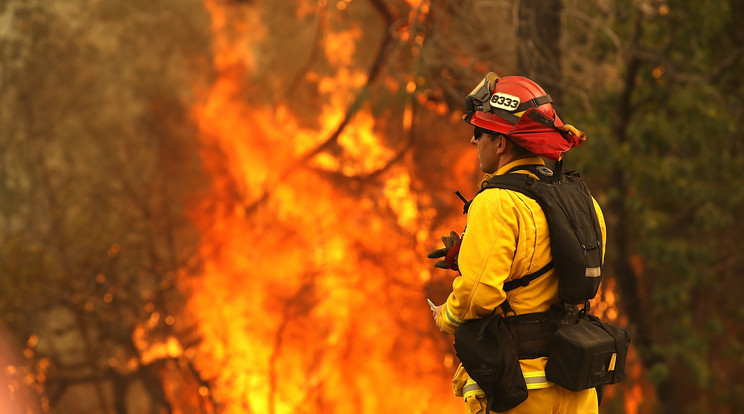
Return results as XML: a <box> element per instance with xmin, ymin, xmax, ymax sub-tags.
<box><xmin>178</xmin><ymin>1</ymin><xmax>459</xmax><ymax>413</ymax></box>
<box><xmin>174</xmin><ymin>2</ymin><xmax>651</xmax><ymax>413</ymax></box>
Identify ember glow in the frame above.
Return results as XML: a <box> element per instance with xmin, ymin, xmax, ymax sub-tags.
<box><xmin>174</xmin><ymin>1</ymin><xmax>648</xmax><ymax>413</ymax></box>
<box><xmin>179</xmin><ymin>1</ymin><xmax>460</xmax><ymax>413</ymax></box>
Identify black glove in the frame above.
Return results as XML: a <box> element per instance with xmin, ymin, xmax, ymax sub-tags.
<box><xmin>427</xmin><ymin>231</ymin><xmax>462</xmax><ymax>271</ymax></box>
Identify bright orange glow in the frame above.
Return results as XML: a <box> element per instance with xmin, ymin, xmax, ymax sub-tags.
<box><xmin>591</xmin><ymin>280</ymin><xmax>655</xmax><ymax>412</ymax></box>
<box><xmin>324</xmin><ymin>28</ymin><xmax>361</xmax><ymax>66</ymax></box>
<box><xmin>172</xmin><ymin>1</ymin><xmax>458</xmax><ymax>413</ymax></box>
<box><xmin>154</xmin><ymin>1</ymin><xmax>652</xmax><ymax>413</ymax></box>
<box><xmin>0</xmin><ymin>327</ymin><xmax>34</xmax><ymax>414</ymax></box>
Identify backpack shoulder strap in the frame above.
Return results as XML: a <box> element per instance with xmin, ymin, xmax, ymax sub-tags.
<box><xmin>463</xmin><ymin>164</ymin><xmax>548</xmax><ymax>214</ymax></box>
<box><xmin>485</xmin><ymin>165</ymin><xmax>557</xmax><ymax>296</ymax></box>
<box><xmin>482</xmin><ymin>164</ymin><xmax>557</xmax><ymax>194</ymax></box>
<box><xmin>503</xmin><ymin>261</ymin><xmax>554</xmax><ymax>292</ymax></box>
<box><xmin>484</xmin><ymin>173</ymin><xmax>537</xmax><ymax>197</ymax></box>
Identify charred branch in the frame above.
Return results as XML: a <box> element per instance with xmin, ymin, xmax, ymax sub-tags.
<box><xmin>185</xmin><ymin>359</ymin><xmax>220</xmax><ymax>413</ymax></box>
<box><xmin>296</xmin><ymin>0</ymin><xmax>396</xmax><ymax>165</ymax></box>
<box><xmin>306</xmin><ymin>127</ymin><xmax>414</xmax><ymax>186</ymax></box>
<box><xmin>267</xmin><ymin>273</ymin><xmax>320</xmax><ymax>414</ymax></box>
<box><xmin>241</xmin><ymin>0</ymin><xmax>401</xmax><ymax>215</ymax></box>
<box><xmin>285</xmin><ymin>1</ymin><xmax>329</xmax><ymax>96</ymax></box>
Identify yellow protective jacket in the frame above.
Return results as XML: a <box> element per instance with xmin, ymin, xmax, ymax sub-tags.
<box><xmin>436</xmin><ymin>157</ymin><xmax>607</xmax><ymax>401</ymax></box>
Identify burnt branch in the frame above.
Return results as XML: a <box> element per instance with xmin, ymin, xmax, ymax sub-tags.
<box><xmin>307</xmin><ymin>126</ymin><xmax>414</xmax><ymax>185</ymax></box>
<box><xmin>241</xmin><ymin>0</ymin><xmax>400</xmax><ymax>215</ymax></box>
<box><xmin>285</xmin><ymin>1</ymin><xmax>329</xmax><ymax>96</ymax></box>
<box><xmin>267</xmin><ymin>272</ymin><xmax>320</xmax><ymax>414</ymax></box>
<box><xmin>185</xmin><ymin>359</ymin><xmax>220</xmax><ymax>413</ymax></box>
<box><xmin>295</xmin><ymin>0</ymin><xmax>396</xmax><ymax>166</ymax></box>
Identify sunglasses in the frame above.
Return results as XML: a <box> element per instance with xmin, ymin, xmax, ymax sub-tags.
<box><xmin>473</xmin><ymin>126</ymin><xmax>488</xmax><ymax>140</ymax></box>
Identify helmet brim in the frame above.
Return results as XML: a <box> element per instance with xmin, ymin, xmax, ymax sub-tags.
<box><xmin>462</xmin><ymin>111</ymin><xmax>514</xmax><ymax>135</ymax></box>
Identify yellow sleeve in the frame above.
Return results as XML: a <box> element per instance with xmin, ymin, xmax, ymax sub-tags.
<box><xmin>441</xmin><ymin>190</ymin><xmax>518</xmax><ymax>332</ymax></box>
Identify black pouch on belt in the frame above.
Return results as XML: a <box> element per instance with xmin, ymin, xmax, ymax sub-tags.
<box><xmin>545</xmin><ymin>313</ymin><xmax>630</xmax><ymax>391</ymax></box>
<box><xmin>504</xmin><ymin>312</ymin><xmax>556</xmax><ymax>359</ymax></box>
<box><xmin>454</xmin><ymin>312</ymin><xmax>528</xmax><ymax>413</ymax></box>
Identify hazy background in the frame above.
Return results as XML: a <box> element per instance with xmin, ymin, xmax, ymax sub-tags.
<box><xmin>1</xmin><ymin>0</ymin><xmax>743</xmax><ymax>413</ymax></box>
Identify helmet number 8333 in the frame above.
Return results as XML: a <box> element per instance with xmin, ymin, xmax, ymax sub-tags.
<box><xmin>490</xmin><ymin>93</ymin><xmax>520</xmax><ymax>111</ymax></box>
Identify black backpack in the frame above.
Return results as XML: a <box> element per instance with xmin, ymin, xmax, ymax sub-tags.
<box><xmin>467</xmin><ymin>164</ymin><xmax>604</xmax><ymax>306</ymax></box>
<box><xmin>456</xmin><ymin>163</ymin><xmax>629</xmax><ymax>394</ymax></box>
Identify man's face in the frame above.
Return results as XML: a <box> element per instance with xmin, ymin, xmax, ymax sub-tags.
<box><xmin>471</xmin><ymin>127</ymin><xmax>502</xmax><ymax>174</ymax></box>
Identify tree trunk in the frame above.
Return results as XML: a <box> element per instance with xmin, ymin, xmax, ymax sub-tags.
<box><xmin>516</xmin><ymin>0</ymin><xmax>563</xmax><ymax>105</ymax></box>
<box><xmin>610</xmin><ymin>13</ymin><xmax>681</xmax><ymax>414</ymax></box>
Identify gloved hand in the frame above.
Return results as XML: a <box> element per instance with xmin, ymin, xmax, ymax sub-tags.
<box><xmin>427</xmin><ymin>231</ymin><xmax>462</xmax><ymax>271</ymax></box>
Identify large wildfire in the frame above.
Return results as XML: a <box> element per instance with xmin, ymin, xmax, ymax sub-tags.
<box><xmin>178</xmin><ymin>0</ymin><xmax>462</xmax><ymax>413</ymax></box>
<box><xmin>169</xmin><ymin>1</ymin><xmax>647</xmax><ymax>413</ymax></box>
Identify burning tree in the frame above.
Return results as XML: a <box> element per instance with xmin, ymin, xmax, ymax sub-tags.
<box><xmin>2</xmin><ymin>0</ymin><xmax>743</xmax><ymax>413</ymax></box>
<box><xmin>181</xmin><ymin>1</ymin><xmax>467</xmax><ymax>412</ymax></box>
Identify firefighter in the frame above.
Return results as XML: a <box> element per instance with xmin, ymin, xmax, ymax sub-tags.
<box><xmin>428</xmin><ymin>73</ymin><xmax>607</xmax><ymax>414</ymax></box>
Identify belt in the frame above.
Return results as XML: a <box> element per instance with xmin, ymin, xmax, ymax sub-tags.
<box><xmin>504</xmin><ymin>312</ymin><xmax>555</xmax><ymax>359</ymax></box>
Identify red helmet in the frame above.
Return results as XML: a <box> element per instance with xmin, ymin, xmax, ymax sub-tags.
<box><xmin>463</xmin><ymin>73</ymin><xmax>585</xmax><ymax>160</ymax></box>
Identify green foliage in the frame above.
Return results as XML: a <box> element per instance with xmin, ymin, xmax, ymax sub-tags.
<box><xmin>561</xmin><ymin>0</ymin><xmax>744</xmax><ymax>411</ymax></box>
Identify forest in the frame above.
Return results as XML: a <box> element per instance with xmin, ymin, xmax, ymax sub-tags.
<box><xmin>1</xmin><ymin>0</ymin><xmax>742</xmax><ymax>413</ymax></box>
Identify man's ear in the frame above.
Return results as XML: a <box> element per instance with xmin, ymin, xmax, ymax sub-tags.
<box><xmin>495</xmin><ymin>134</ymin><xmax>508</xmax><ymax>154</ymax></box>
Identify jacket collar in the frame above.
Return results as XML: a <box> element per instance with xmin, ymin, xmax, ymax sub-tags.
<box><xmin>479</xmin><ymin>157</ymin><xmax>545</xmax><ymax>189</ymax></box>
